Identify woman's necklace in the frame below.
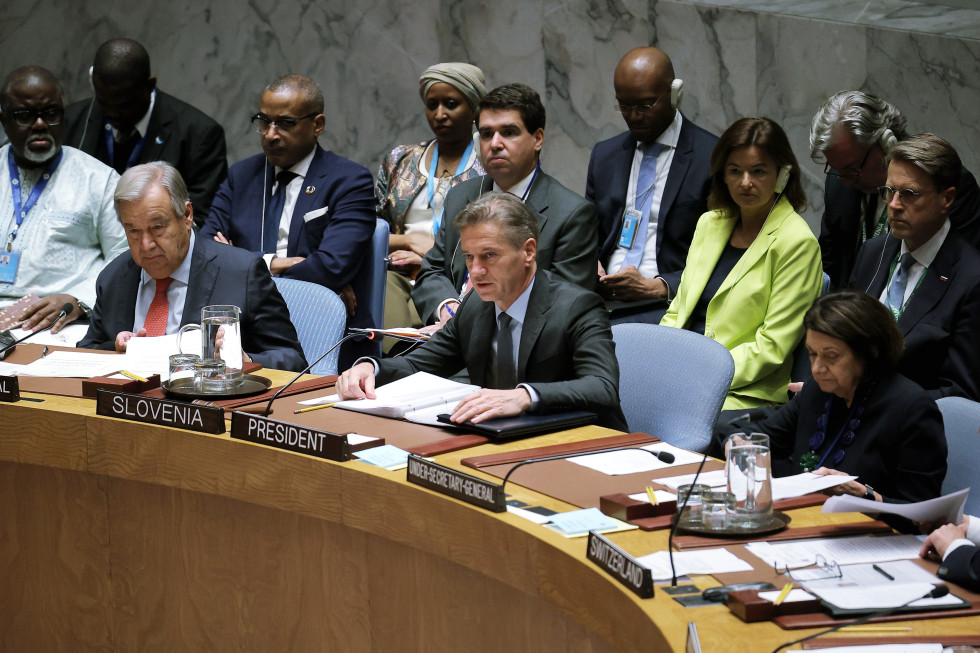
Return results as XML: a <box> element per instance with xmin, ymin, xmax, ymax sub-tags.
<box><xmin>799</xmin><ymin>379</ymin><xmax>877</xmax><ymax>472</ymax></box>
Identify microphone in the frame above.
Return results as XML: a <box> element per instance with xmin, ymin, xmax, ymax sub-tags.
<box><xmin>0</xmin><ymin>302</ymin><xmax>74</xmax><ymax>361</ymax></box>
<box><xmin>261</xmin><ymin>329</ymin><xmax>375</xmax><ymax>416</ymax></box>
<box><xmin>667</xmin><ymin>447</ymin><xmax>711</xmax><ymax>586</ymax></box>
<box><xmin>770</xmin><ymin>585</ymin><xmax>950</xmax><ymax>653</ymax></box>
<box><xmin>499</xmin><ymin>447</ymin><xmax>675</xmax><ymax>493</ymax></box>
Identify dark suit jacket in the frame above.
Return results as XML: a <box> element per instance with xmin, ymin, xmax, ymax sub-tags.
<box><xmin>849</xmin><ymin>232</ymin><xmax>980</xmax><ymax>401</ymax></box>
<box><xmin>820</xmin><ymin>168</ymin><xmax>980</xmax><ymax>288</ymax></box>
<box><xmin>64</xmin><ymin>90</ymin><xmax>228</xmax><ymax>227</ymax></box>
<box><xmin>760</xmin><ymin>373</ymin><xmax>946</xmax><ymax>506</ymax></box>
<box><xmin>586</xmin><ymin>116</ymin><xmax>717</xmax><ymax>292</ymax></box>
<box><xmin>383</xmin><ymin>270</ymin><xmax>626</xmax><ymax>430</ymax></box>
<box><xmin>939</xmin><ymin>543</ymin><xmax>980</xmax><ymax>591</ymax></box>
<box><xmin>411</xmin><ymin>172</ymin><xmax>598</xmax><ymax>324</ymax></box>
<box><xmin>78</xmin><ymin>236</ymin><xmax>307</xmax><ymax>372</ymax></box>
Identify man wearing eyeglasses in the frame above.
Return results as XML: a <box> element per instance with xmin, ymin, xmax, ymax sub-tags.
<box><xmin>586</xmin><ymin>47</ymin><xmax>716</xmax><ymax>324</ymax></box>
<box><xmin>810</xmin><ymin>91</ymin><xmax>980</xmax><ymax>288</ymax></box>
<box><xmin>849</xmin><ymin>133</ymin><xmax>980</xmax><ymax>401</ymax></box>
<box><xmin>0</xmin><ymin>66</ymin><xmax>127</xmax><ymax>333</ymax></box>
<box><xmin>201</xmin><ymin>75</ymin><xmax>375</xmax><ymax>345</ymax></box>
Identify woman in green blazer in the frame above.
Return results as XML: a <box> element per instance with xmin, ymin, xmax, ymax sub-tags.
<box><xmin>661</xmin><ymin>118</ymin><xmax>822</xmax><ymax>410</ymax></box>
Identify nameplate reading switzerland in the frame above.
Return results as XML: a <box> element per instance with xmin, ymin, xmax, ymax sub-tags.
<box><xmin>229</xmin><ymin>411</ymin><xmax>350</xmax><ymax>462</ymax></box>
<box><xmin>587</xmin><ymin>531</ymin><xmax>653</xmax><ymax>599</ymax></box>
<box><xmin>0</xmin><ymin>375</ymin><xmax>20</xmax><ymax>402</ymax></box>
<box><xmin>96</xmin><ymin>389</ymin><xmax>225</xmax><ymax>434</ymax></box>
<box><xmin>406</xmin><ymin>454</ymin><xmax>506</xmax><ymax>512</ymax></box>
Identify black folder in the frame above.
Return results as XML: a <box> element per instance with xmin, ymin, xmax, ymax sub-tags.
<box><xmin>436</xmin><ymin>410</ymin><xmax>598</xmax><ymax>441</ymax></box>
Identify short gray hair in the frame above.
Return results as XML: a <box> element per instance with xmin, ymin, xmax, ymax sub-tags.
<box><xmin>809</xmin><ymin>91</ymin><xmax>908</xmax><ymax>161</ymax></box>
<box><xmin>453</xmin><ymin>191</ymin><xmax>540</xmax><ymax>250</ymax></box>
<box><xmin>114</xmin><ymin>161</ymin><xmax>189</xmax><ymax>218</ymax></box>
<box><xmin>887</xmin><ymin>133</ymin><xmax>961</xmax><ymax>192</ymax></box>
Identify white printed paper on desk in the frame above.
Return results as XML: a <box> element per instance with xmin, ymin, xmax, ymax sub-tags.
<box><xmin>332</xmin><ymin>372</ymin><xmax>478</xmax><ymax>419</ymax></box>
<box><xmin>771</xmin><ymin>472</ymin><xmax>858</xmax><ymax>501</ymax></box>
<box><xmin>9</xmin><ymin>322</ymin><xmax>90</xmax><ymax>348</ymax></box>
<box><xmin>635</xmin><ymin>547</ymin><xmax>754</xmax><ymax>580</ymax></box>
<box><xmin>568</xmin><ymin>443</ymin><xmax>703</xmax><ymax>475</ymax></box>
<box><xmin>18</xmin><ymin>351</ymin><xmax>120</xmax><ymax>378</ymax></box>
<box><xmin>822</xmin><ymin>488</ymin><xmax>968</xmax><ymax>525</ymax></box>
<box><xmin>745</xmin><ymin>534</ymin><xmax>923</xmax><ymax>569</ymax></box>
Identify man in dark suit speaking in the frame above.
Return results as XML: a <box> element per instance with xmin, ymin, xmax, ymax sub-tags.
<box><xmin>79</xmin><ymin>162</ymin><xmax>307</xmax><ymax>372</ymax></box>
<box><xmin>338</xmin><ymin>192</ymin><xmax>626</xmax><ymax>430</ymax></box>
<box><xmin>586</xmin><ymin>47</ymin><xmax>717</xmax><ymax>324</ymax></box>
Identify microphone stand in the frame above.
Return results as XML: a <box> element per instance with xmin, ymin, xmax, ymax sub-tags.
<box><xmin>667</xmin><ymin>448</ymin><xmax>711</xmax><ymax>586</ymax></box>
<box><xmin>0</xmin><ymin>302</ymin><xmax>74</xmax><ymax>361</ymax></box>
<box><xmin>262</xmin><ymin>330</ymin><xmax>374</xmax><ymax>416</ymax></box>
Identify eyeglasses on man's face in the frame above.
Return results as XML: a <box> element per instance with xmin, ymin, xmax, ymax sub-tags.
<box><xmin>250</xmin><ymin>112</ymin><xmax>317</xmax><ymax>134</ymax></box>
<box><xmin>4</xmin><ymin>107</ymin><xmax>64</xmax><ymax>128</ymax></box>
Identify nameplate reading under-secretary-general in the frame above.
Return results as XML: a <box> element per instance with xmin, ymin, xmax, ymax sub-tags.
<box><xmin>0</xmin><ymin>375</ymin><xmax>20</xmax><ymax>402</ymax></box>
<box><xmin>587</xmin><ymin>530</ymin><xmax>654</xmax><ymax>599</ymax></box>
<box><xmin>96</xmin><ymin>389</ymin><xmax>225</xmax><ymax>434</ymax></box>
<box><xmin>406</xmin><ymin>454</ymin><xmax>506</xmax><ymax>512</ymax></box>
<box><xmin>230</xmin><ymin>411</ymin><xmax>350</xmax><ymax>462</ymax></box>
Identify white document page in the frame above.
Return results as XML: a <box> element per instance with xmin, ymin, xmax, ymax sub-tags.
<box><xmin>812</xmin><ymin>645</ymin><xmax>942</xmax><ymax>653</ymax></box>
<box><xmin>627</xmin><ymin>490</ymin><xmax>676</xmax><ymax>504</ymax></box>
<box><xmin>822</xmin><ymin>488</ymin><xmax>969</xmax><ymax>524</ymax></box>
<box><xmin>745</xmin><ymin>534</ymin><xmax>923</xmax><ymax>569</ymax></box>
<box><xmin>757</xmin><ymin>588</ymin><xmax>814</xmax><ymax>603</ymax></box>
<box><xmin>793</xmin><ymin>560</ymin><xmax>939</xmax><ymax>589</ymax></box>
<box><xmin>122</xmin><ymin>334</ymin><xmax>193</xmax><ymax>377</ymax></box>
<box><xmin>771</xmin><ymin>472</ymin><xmax>858</xmax><ymax>501</ymax></box>
<box><xmin>654</xmin><ymin>469</ymin><xmax>727</xmax><ymax>490</ymax></box>
<box><xmin>18</xmin><ymin>351</ymin><xmax>120</xmax><ymax>377</ymax></box>
<box><xmin>9</xmin><ymin>322</ymin><xmax>90</xmax><ymax>347</ymax></box>
<box><xmin>807</xmin><ymin>582</ymin><xmax>959</xmax><ymax>611</ymax></box>
<box><xmin>0</xmin><ymin>361</ymin><xmax>24</xmax><ymax>376</ymax></box>
<box><xmin>354</xmin><ymin>444</ymin><xmax>409</xmax><ymax>470</ymax></box>
<box><xmin>568</xmin><ymin>442</ymin><xmax>703</xmax><ymax>475</ymax></box>
<box><xmin>316</xmin><ymin>372</ymin><xmax>479</xmax><ymax>418</ymax></box>
<box><xmin>636</xmin><ymin>548</ymin><xmax>754</xmax><ymax>580</ymax></box>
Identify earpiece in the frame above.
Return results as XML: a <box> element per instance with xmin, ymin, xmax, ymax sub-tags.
<box><xmin>88</xmin><ymin>66</ymin><xmax>95</xmax><ymax>91</ymax></box>
<box><xmin>670</xmin><ymin>79</ymin><xmax>684</xmax><ymax>110</ymax></box>
<box><xmin>879</xmin><ymin>128</ymin><xmax>898</xmax><ymax>154</ymax></box>
<box><xmin>775</xmin><ymin>165</ymin><xmax>791</xmax><ymax>194</ymax></box>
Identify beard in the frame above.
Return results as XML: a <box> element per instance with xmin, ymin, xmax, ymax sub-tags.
<box><xmin>21</xmin><ymin>138</ymin><xmax>58</xmax><ymax>164</ymax></box>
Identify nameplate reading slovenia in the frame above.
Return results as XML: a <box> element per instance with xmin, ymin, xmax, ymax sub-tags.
<box><xmin>230</xmin><ymin>411</ymin><xmax>351</xmax><ymax>462</ymax></box>
<box><xmin>96</xmin><ymin>389</ymin><xmax>225</xmax><ymax>434</ymax></box>
<box><xmin>406</xmin><ymin>454</ymin><xmax>506</xmax><ymax>512</ymax></box>
<box><xmin>0</xmin><ymin>375</ymin><xmax>20</xmax><ymax>402</ymax></box>
<box><xmin>587</xmin><ymin>531</ymin><xmax>654</xmax><ymax>599</ymax></box>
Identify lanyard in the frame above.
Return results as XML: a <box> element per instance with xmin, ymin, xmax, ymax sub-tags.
<box><xmin>861</xmin><ymin>196</ymin><xmax>888</xmax><ymax>242</ymax></box>
<box><xmin>7</xmin><ymin>148</ymin><xmax>62</xmax><ymax>251</ymax></box>
<box><xmin>103</xmin><ymin>124</ymin><xmax>147</xmax><ymax>171</ymax></box>
<box><xmin>427</xmin><ymin>139</ymin><xmax>474</xmax><ymax>236</ymax></box>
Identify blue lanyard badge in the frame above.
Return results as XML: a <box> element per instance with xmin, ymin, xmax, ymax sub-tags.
<box><xmin>103</xmin><ymin>123</ymin><xmax>146</xmax><ymax>171</ymax></box>
<box><xmin>7</xmin><ymin>148</ymin><xmax>62</xmax><ymax>252</ymax></box>
<box><xmin>428</xmin><ymin>139</ymin><xmax>474</xmax><ymax>236</ymax></box>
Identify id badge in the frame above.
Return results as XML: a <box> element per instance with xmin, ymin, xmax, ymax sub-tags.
<box><xmin>618</xmin><ymin>208</ymin><xmax>642</xmax><ymax>249</ymax></box>
<box><xmin>0</xmin><ymin>252</ymin><xmax>19</xmax><ymax>283</ymax></box>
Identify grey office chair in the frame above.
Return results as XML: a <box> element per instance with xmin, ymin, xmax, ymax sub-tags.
<box><xmin>937</xmin><ymin>396</ymin><xmax>980</xmax><ymax>516</ymax></box>
<box><xmin>273</xmin><ymin>277</ymin><xmax>346</xmax><ymax>375</ymax></box>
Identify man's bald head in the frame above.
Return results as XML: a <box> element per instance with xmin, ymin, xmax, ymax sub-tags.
<box><xmin>0</xmin><ymin>66</ymin><xmax>62</xmax><ymax>110</ymax></box>
<box><xmin>93</xmin><ymin>38</ymin><xmax>151</xmax><ymax>85</ymax></box>
<box><xmin>613</xmin><ymin>47</ymin><xmax>677</xmax><ymax>144</ymax></box>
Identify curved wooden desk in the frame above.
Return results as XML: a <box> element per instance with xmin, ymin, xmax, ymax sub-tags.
<box><xmin>1</xmin><ymin>374</ymin><xmax>978</xmax><ymax>652</ymax></box>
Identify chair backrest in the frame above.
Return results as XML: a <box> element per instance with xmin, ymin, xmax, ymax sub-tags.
<box><xmin>347</xmin><ymin>218</ymin><xmax>389</xmax><ymax>359</ymax></box>
<box><xmin>790</xmin><ymin>272</ymin><xmax>833</xmax><ymax>383</ymax></box>
<box><xmin>273</xmin><ymin>277</ymin><xmax>346</xmax><ymax>375</ymax></box>
<box><xmin>612</xmin><ymin>323</ymin><xmax>734</xmax><ymax>452</ymax></box>
<box><xmin>937</xmin><ymin>396</ymin><xmax>980</xmax><ymax>516</ymax></box>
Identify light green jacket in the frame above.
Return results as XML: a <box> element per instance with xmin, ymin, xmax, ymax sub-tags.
<box><xmin>661</xmin><ymin>196</ymin><xmax>822</xmax><ymax>409</ymax></box>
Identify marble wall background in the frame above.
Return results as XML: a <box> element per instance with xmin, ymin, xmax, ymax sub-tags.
<box><xmin>2</xmin><ymin>0</ymin><xmax>978</xmax><ymax>230</ymax></box>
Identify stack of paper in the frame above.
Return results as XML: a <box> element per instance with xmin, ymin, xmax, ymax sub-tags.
<box><xmin>568</xmin><ymin>443</ymin><xmax>703</xmax><ymax>475</ymax></box>
<box><xmin>636</xmin><ymin>547</ymin><xmax>754</xmax><ymax>580</ymax></box>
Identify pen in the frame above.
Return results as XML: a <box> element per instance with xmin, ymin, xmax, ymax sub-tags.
<box><xmin>872</xmin><ymin>564</ymin><xmax>895</xmax><ymax>581</ymax></box>
<box><xmin>20</xmin><ymin>396</ymin><xmax>44</xmax><ymax>402</ymax></box>
<box><xmin>446</xmin><ymin>303</ymin><xmax>456</xmax><ymax>317</ymax></box>
<box><xmin>118</xmin><ymin>370</ymin><xmax>148</xmax><ymax>382</ymax></box>
<box><xmin>294</xmin><ymin>403</ymin><xmax>335</xmax><ymax>414</ymax></box>
<box><xmin>773</xmin><ymin>583</ymin><xmax>793</xmax><ymax>606</ymax></box>
<box><xmin>41</xmin><ymin>346</ymin><xmax>49</xmax><ymax>357</ymax></box>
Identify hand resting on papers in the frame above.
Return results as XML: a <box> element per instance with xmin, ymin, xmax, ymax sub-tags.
<box><xmin>920</xmin><ymin>516</ymin><xmax>971</xmax><ymax>560</ymax></box>
<box><xmin>336</xmin><ymin>362</ymin><xmax>532</xmax><ymax>423</ymax></box>
<box><xmin>115</xmin><ymin>328</ymin><xmax>148</xmax><ymax>352</ymax></box>
<box><xmin>813</xmin><ymin>467</ymin><xmax>881</xmax><ymax>501</ymax></box>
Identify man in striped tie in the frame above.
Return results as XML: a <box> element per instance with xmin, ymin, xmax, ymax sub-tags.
<box><xmin>78</xmin><ymin>162</ymin><xmax>307</xmax><ymax>372</ymax></box>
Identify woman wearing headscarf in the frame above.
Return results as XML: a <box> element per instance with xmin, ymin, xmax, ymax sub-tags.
<box><xmin>376</xmin><ymin>63</ymin><xmax>487</xmax><ymax>334</ymax></box>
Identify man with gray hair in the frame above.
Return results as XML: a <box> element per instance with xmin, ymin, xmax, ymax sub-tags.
<box><xmin>849</xmin><ymin>133</ymin><xmax>980</xmax><ymax>401</ymax></box>
<box><xmin>810</xmin><ymin>90</ymin><xmax>980</xmax><ymax>287</ymax></box>
<box><xmin>0</xmin><ymin>65</ymin><xmax>127</xmax><ymax>333</ymax></box>
<box><xmin>79</xmin><ymin>161</ymin><xmax>306</xmax><ymax>371</ymax></box>
<box><xmin>337</xmin><ymin>191</ymin><xmax>626</xmax><ymax>430</ymax></box>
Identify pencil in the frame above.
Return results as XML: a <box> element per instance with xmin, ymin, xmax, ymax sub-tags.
<box><xmin>118</xmin><ymin>370</ymin><xmax>148</xmax><ymax>382</ymax></box>
<box><xmin>773</xmin><ymin>584</ymin><xmax>793</xmax><ymax>606</ymax></box>
<box><xmin>294</xmin><ymin>403</ymin><xmax>335</xmax><ymax>414</ymax></box>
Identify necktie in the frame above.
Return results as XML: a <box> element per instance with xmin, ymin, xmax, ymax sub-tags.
<box><xmin>621</xmin><ymin>142</ymin><xmax>664</xmax><ymax>270</ymax></box>
<box><xmin>886</xmin><ymin>253</ymin><xmax>914</xmax><ymax>318</ymax></box>
<box><xmin>263</xmin><ymin>170</ymin><xmax>298</xmax><ymax>253</ymax></box>
<box><xmin>494</xmin><ymin>312</ymin><xmax>516</xmax><ymax>389</ymax></box>
<box><xmin>113</xmin><ymin>130</ymin><xmax>140</xmax><ymax>174</ymax></box>
<box><xmin>142</xmin><ymin>277</ymin><xmax>174</xmax><ymax>336</ymax></box>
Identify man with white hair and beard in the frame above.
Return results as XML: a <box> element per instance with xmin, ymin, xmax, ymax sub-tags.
<box><xmin>0</xmin><ymin>66</ymin><xmax>126</xmax><ymax>332</ymax></box>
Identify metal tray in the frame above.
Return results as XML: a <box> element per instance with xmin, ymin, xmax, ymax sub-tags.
<box><xmin>162</xmin><ymin>374</ymin><xmax>272</xmax><ymax>399</ymax></box>
<box><xmin>676</xmin><ymin>510</ymin><xmax>791</xmax><ymax>537</ymax></box>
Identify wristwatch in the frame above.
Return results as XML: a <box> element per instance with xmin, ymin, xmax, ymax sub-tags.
<box><xmin>862</xmin><ymin>483</ymin><xmax>876</xmax><ymax>501</ymax></box>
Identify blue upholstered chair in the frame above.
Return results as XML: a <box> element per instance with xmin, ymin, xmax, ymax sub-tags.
<box><xmin>791</xmin><ymin>272</ymin><xmax>833</xmax><ymax>383</ymax></box>
<box><xmin>937</xmin><ymin>396</ymin><xmax>980</xmax><ymax>516</ymax></box>
<box><xmin>273</xmin><ymin>277</ymin><xmax>346</xmax><ymax>375</ymax></box>
<box><xmin>612</xmin><ymin>323</ymin><xmax>734</xmax><ymax>452</ymax></box>
<box><xmin>348</xmin><ymin>218</ymin><xmax>390</xmax><ymax>359</ymax></box>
